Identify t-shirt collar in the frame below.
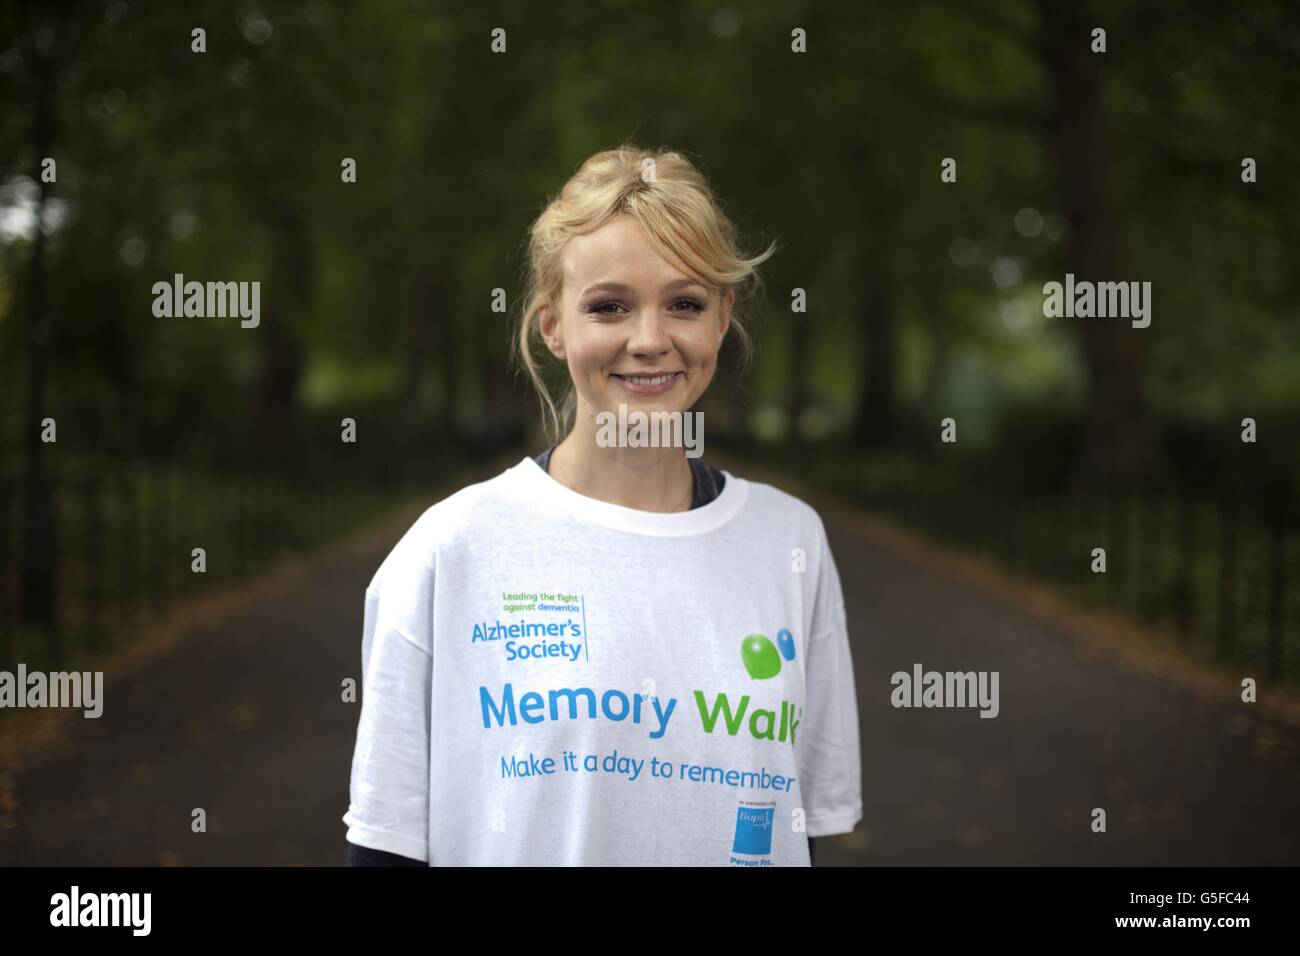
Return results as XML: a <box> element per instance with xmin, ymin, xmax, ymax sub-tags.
<box><xmin>511</xmin><ymin>455</ymin><xmax>748</xmax><ymax>537</ymax></box>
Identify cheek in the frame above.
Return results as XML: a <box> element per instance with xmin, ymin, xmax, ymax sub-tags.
<box><xmin>566</xmin><ymin>335</ymin><xmax>616</xmax><ymax>376</ymax></box>
<box><xmin>683</xmin><ymin>329</ymin><xmax>723</xmax><ymax>368</ymax></box>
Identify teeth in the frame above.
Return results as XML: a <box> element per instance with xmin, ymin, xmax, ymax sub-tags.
<box><xmin>620</xmin><ymin>373</ymin><xmax>674</xmax><ymax>385</ymax></box>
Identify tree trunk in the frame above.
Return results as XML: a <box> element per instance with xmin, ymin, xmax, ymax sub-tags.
<box><xmin>853</xmin><ymin>277</ymin><xmax>895</xmax><ymax>447</ymax></box>
<box><xmin>20</xmin><ymin>21</ymin><xmax>56</xmax><ymax>634</ymax></box>
<box><xmin>407</xmin><ymin>271</ymin><xmax>442</xmax><ymax>410</ymax></box>
<box><xmin>252</xmin><ymin>205</ymin><xmax>310</xmax><ymax>464</ymax></box>
<box><xmin>1039</xmin><ymin>1</ymin><xmax>1160</xmax><ymax>486</ymax></box>
<box><xmin>439</xmin><ymin>297</ymin><xmax>461</xmax><ymax>436</ymax></box>
<box><xmin>786</xmin><ymin>306</ymin><xmax>809</xmax><ymax>443</ymax></box>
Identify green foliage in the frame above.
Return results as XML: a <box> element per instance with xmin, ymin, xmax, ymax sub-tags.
<box><xmin>0</xmin><ymin>0</ymin><xmax>1295</xmax><ymax>471</ymax></box>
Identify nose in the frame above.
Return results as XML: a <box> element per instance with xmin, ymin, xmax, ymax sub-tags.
<box><xmin>625</xmin><ymin>307</ymin><xmax>672</xmax><ymax>357</ymax></box>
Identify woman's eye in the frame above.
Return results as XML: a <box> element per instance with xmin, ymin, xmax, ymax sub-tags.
<box><xmin>584</xmin><ymin>299</ymin><xmax>703</xmax><ymax>315</ymax></box>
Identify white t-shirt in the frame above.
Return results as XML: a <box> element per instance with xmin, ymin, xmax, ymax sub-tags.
<box><xmin>342</xmin><ymin>455</ymin><xmax>862</xmax><ymax>866</ymax></box>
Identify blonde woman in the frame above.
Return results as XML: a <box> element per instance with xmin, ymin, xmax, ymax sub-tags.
<box><xmin>343</xmin><ymin>145</ymin><xmax>862</xmax><ymax>866</ymax></box>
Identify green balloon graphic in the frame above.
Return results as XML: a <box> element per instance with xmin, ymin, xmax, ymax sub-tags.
<box><xmin>741</xmin><ymin>634</ymin><xmax>782</xmax><ymax>680</ymax></box>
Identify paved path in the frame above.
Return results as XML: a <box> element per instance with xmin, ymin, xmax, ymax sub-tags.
<box><xmin>2</xmin><ymin>458</ymin><xmax>1297</xmax><ymax>865</ymax></box>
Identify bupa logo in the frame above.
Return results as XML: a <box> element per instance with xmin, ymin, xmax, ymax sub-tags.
<box><xmin>729</xmin><ymin>803</ymin><xmax>777</xmax><ymax>865</ymax></box>
<box><xmin>740</xmin><ymin>628</ymin><xmax>796</xmax><ymax>679</ymax></box>
<box><xmin>733</xmin><ymin>805</ymin><xmax>774</xmax><ymax>853</ymax></box>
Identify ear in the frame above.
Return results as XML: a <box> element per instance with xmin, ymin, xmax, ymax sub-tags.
<box><xmin>718</xmin><ymin>288</ymin><xmax>735</xmax><ymax>342</ymax></box>
<box><xmin>538</xmin><ymin>300</ymin><xmax>565</xmax><ymax>359</ymax></box>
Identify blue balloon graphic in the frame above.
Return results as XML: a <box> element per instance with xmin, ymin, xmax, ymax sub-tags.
<box><xmin>776</xmin><ymin>627</ymin><xmax>795</xmax><ymax>661</ymax></box>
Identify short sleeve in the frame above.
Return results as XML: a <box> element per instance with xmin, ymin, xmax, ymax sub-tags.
<box><xmin>341</xmin><ymin>575</ymin><xmax>433</xmax><ymax>862</ymax></box>
<box><xmin>797</xmin><ymin>525</ymin><xmax>863</xmax><ymax>838</ymax></box>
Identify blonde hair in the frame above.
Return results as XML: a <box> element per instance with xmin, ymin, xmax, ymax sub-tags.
<box><xmin>513</xmin><ymin>143</ymin><xmax>777</xmax><ymax>446</ymax></box>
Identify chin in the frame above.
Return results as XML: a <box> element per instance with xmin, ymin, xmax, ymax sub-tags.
<box><xmin>603</xmin><ymin>398</ymin><xmax>685</xmax><ymax>416</ymax></box>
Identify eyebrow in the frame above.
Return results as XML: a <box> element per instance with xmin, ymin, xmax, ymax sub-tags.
<box><xmin>580</xmin><ymin>278</ymin><xmax>709</xmax><ymax>296</ymax></box>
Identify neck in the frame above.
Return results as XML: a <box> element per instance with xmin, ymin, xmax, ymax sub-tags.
<box><xmin>550</xmin><ymin>414</ymin><xmax>694</xmax><ymax>513</ymax></box>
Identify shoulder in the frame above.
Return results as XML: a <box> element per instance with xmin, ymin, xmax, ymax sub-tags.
<box><xmin>726</xmin><ymin>472</ymin><xmax>843</xmax><ymax>608</ymax></box>
<box><xmin>412</xmin><ymin>465</ymin><xmax>525</xmax><ymax>540</ymax></box>
<box><xmin>728</xmin><ymin>471</ymin><xmax>831</xmax><ymax>546</ymax></box>
<box><xmin>368</xmin><ymin>464</ymin><xmax>528</xmax><ymax>590</ymax></box>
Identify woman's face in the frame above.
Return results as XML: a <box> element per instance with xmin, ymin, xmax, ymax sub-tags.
<box><xmin>540</xmin><ymin>215</ymin><xmax>734</xmax><ymax>428</ymax></box>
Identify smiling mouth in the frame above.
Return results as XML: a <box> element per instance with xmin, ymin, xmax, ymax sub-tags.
<box><xmin>610</xmin><ymin>370</ymin><xmax>684</xmax><ymax>396</ymax></box>
<box><xmin>610</xmin><ymin>372</ymin><xmax>681</xmax><ymax>386</ymax></box>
